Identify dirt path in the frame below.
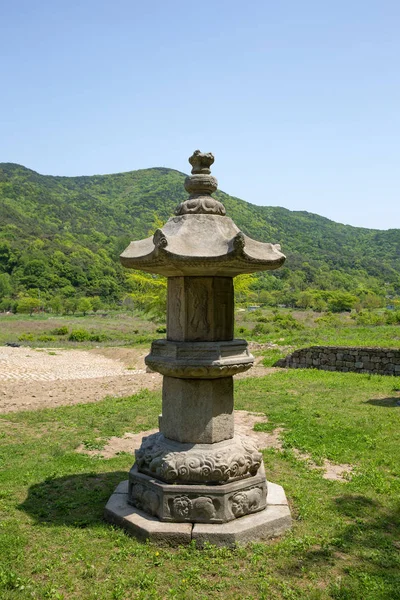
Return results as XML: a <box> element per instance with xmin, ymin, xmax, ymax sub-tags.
<box><xmin>0</xmin><ymin>346</ymin><xmax>273</xmax><ymax>413</ymax></box>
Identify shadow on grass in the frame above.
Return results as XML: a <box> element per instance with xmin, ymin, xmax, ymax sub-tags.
<box><xmin>19</xmin><ymin>471</ymin><xmax>126</xmax><ymax>528</ymax></box>
<box><xmin>365</xmin><ymin>397</ymin><xmax>400</xmax><ymax>408</ymax></box>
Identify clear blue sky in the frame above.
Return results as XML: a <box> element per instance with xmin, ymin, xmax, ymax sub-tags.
<box><xmin>1</xmin><ymin>1</ymin><xmax>399</xmax><ymax>230</ymax></box>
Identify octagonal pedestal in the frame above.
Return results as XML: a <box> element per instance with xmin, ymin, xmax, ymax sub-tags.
<box><xmin>128</xmin><ymin>463</ymin><xmax>268</xmax><ymax>523</ymax></box>
<box><xmin>104</xmin><ymin>479</ymin><xmax>291</xmax><ymax>547</ymax></box>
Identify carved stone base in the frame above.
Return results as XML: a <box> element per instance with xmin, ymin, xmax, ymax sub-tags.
<box><xmin>128</xmin><ymin>463</ymin><xmax>267</xmax><ymax>523</ymax></box>
<box><xmin>135</xmin><ymin>433</ymin><xmax>262</xmax><ymax>484</ymax></box>
<box><xmin>104</xmin><ymin>479</ymin><xmax>291</xmax><ymax>547</ymax></box>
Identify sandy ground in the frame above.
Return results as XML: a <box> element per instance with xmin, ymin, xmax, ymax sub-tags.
<box><xmin>0</xmin><ymin>346</ymin><xmax>160</xmax><ymax>412</ymax></box>
<box><xmin>0</xmin><ymin>346</ymin><xmax>272</xmax><ymax>413</ymax></box>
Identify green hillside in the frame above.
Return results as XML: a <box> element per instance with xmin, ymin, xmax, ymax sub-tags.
<box><xmin>0</xmin><ymin>162</ymin><xmax>399</xmax><ymax>313</ymax></box>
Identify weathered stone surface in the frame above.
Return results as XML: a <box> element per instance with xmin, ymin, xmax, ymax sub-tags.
<box><xmin>146</xmin><ymin>339</ymin><xmax>253</xmax><ymax>379</ymax></box>
<box><xmin>128</xmin><ymin>463</ymin><xmax>267</xmax><ymax>523</ymax></box>
<box><xmin>267</xmin><ymin>481</ymin><xmax>289</xmax><ymax>506</ymax></box>
<box><xmin>192</xmin><ymin>504</ymin><xmax>292</xmax><ymax>547</ymax></box>
<box><xmin>105</xmin><ymin>480</ymin><xmax>291</xmax><ymax>547</ymax></box>
<box><xmin>177</xmin><ymin>150</ymin><xmax>225</xmax><ymax>216</ymax></box>
<box><xmin>160</xmin><ymin>376</ymin><xmax>234</xmax><ymax>443</ymax></box>
<box><xmin>167</xmin><ymin>277</ymin><xmax>234</xmax><ymax>342</ymax></box>
<box><xmin>104</xmin><ymin>484</ymin><xmax>193</xmax><ymax>545</ymax></box>
<box><xmin>120</xmin><ymin>213</ymin><xmax>285</xmax><ymax>278</ymax></box>
<box><xmin>135</xmin><ymin>433</ymin><xmax>262</xmax><ymax>484</ymax></box>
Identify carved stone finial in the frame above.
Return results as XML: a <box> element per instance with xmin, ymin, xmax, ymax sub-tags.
<box><xmin>175</xmin><ymin>150</ymin><xmax>226</xmax><ymax>216</ymax></box>
<box><xmin>189</xmin><ymin>150</ymin><xmax>214</xmax><ymax>174</ymax></box>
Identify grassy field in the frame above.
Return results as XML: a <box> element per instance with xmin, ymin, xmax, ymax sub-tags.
<box><xmin>1</xmin><ymin>370</ymin><xmax>399</xmax><ymax>599</ymax></box>
<box><xmin>1</xmin><ymin>309</ymin><xmax>400</xmax><ymax>352</ymax></box>
<box><xmin>0</xmin><ymin>312</ymin><xmax>158</xmax><ymax>348</ymax></box>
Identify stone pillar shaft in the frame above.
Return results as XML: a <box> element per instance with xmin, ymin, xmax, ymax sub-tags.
<box><xmin>167</xmin><ymin>277</ymin><xmax>234</xmax><ymax>342</ymax></box>
<box><xmin>160</xmin><ymin>376</ymin><xmax>234</xmax><ymax>443</ymax></box>
<box><xmin>162</xmin><ymin>276</ymin><xmax>235</xmax><ymax>444</ymax></box>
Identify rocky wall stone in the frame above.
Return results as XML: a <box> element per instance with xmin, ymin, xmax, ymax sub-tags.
<box><xmin>275</xmin><ymin>346</ymin><xmax>400</xmax><ymax>376</ymax></box>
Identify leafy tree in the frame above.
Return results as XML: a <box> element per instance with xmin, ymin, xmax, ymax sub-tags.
<box><xmin>16</xmin><ymin>297</ymin><xmax>41</xmax><ymax>315</ymax></box>
<box><xmin>77</xmin><ymin>297</ymin><xmax>92</xmax><ymax>316</ymax></box>
<box><xmin>234</xmin><ymin>275</ymin><xmax>257</xmax><ymax>305</ymax></box>
<box><xmin>313</xmin><ymin>297</ymin><xmax>328</xmax><ymax>312</ymax></box>
<box><xmin>125</xmin><ymin>272</ymin><xmax>167</xmax><ymax>320</ymax></box>
<box><xmin>48</xmin><ymin>296</ymin><xmax>63</xmax><ymax>314</ymax></box>
<box><xmin>64</xmin><ymin>298</ymin><xmax>78</xmax><ymax>315</ymax></box>
<box><xmin>328</xmin><ymin>292</ymin><xmax>357</xmax><ymax>313</ymax></box>
<box><xmin>296</xmin><ymin>291</ymin><xmax>314</xmax><ymax>309</ymax></box>
<box><xmin>91</xmin><ymin>296</ymin><xmax>102</xmax><ymax>312</ymax></box>
<box><xmin>0</xmin><ymin>273</ymin><xmax>12</xmax><ymax>298</ymax></box>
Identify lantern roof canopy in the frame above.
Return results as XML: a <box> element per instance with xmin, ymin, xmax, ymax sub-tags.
<box><xmin>120</xmin><ymin>151</ymin><xmax>285</xmax><ymax>278</ymax></box>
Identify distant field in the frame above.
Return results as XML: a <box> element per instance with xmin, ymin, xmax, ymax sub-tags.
<box><xmin>0</xmin><ymin>311</ymin><xmax>158</xmax><ymax>348</ymax></box>
<box><xmin>1</xmin><ymin>308</ymin><xmax>399</xmax><ymax>352</ymax></box>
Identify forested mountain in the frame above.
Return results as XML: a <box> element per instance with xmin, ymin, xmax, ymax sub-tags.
<box><xmin>0</xmin><ymin>162</ymin><xmax>399</xmax><ymax>313</ymax></box>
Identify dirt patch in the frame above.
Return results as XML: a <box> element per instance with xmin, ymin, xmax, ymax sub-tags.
<box><xmin>321</xmin><ymin>460</ymin><xmax>353</xmax><ymax>481</ymax></box>
<box><xmin>77</xmin><ymin>411</ymin><xmax>285</xmax><ymax>459</ymax></box>
<box><xmin>234</xmin><ymin>410</ymin><xmax>284</xmax><ymax>450</ymax></box>
<box><xmin>77</xmin><ymin>429</ymin><xmax>159</xmax><ymax>459</ymax></box>
<box><xmin>235</xmin><ymin>355</ymin><xmax>277</xmax><ymax>379</ymax></box>
<box><xmin>292</xmin><ymin>448</ymin><xmax>353</xmax><ymax>481</ymax></box>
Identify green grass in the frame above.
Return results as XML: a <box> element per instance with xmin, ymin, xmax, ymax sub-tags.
<box><xmin>0</xmin><ymin>312</ymin><xmax>157</xmax><ymax>348</ymax></box>
<box><xmin>1</xmin><ymin>371</ymin><xmax>400</xmax><ymax>598</ymax></box>
<box><xmin>270</xmin><ymin>324</ymin><xmax>400</xmax><ymax>349</ymax></box>
<box><xmin>236</xmin><ymin>308</ymin><xmax>400</xmax><ymax>349</ymax></box>
<box><xmin>2</xmin><ymin>309</ymin><xmax>400</xmax><ymax>351</ymax></box>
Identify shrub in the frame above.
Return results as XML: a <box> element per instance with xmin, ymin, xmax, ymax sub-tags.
<box><xmin>135</xmin><ymin>334</ymin><xmax>156</xmax><ymax>344</ymax></box>
<box><xmin>156</xmin><ymin>326</ymin><xmax>167</xmax><ymax>334</ymax></box>
<box><xmin>327</xmin><ymin>292</ymin><xmax>357</xmax><ymax>313</ymax></box>
<box><xmin>49</xmin><ymin>326</ymin><xmax>69</xmax><ymax>336</ymax></box>
<box><xmin>68</xmin><ymin>328</ymin><xmax>91</xmax><ymax>342</ymax></box>
<box><xmin>37</xmin><ymin>334</ymin><xmax>57</xmax><ymax>342</ymax></box>
<box><xmin>252</xmin><ymin>323</ymin><xmax>272</xmax><ymax>336</ymax></box>
<box><xmin>315</xmin><ymin>313</ymin><xmax>342</xmax><ymax>327</ymax></box>
<box><xmin>354</xmin><ymin>310</ymin><xmax>386</xmax><ymax>326</ymax></box>
<box><xmin>272</xmin><ymin>313</ymin><xmax>303</xmax><ymax>330</ymax></box>
<box><xmin>385</xmin><ymin>310</ymin><xmax>400</xmax><ymax>325</ymax></box>
<box><xmin>236</xmin><ymin>326</ymin><xmax>251</xmax><ymax>337</ymax></box>
<box><xmin>256</xmin><ymin>316</ymin><xmax>270</xmax><ymax>323</ymax></box>
<box><xmin>88</xmin><ymin>333</ymin><xmax>110</xmax><ymax>342</ymax></box>
<box><xmin>262</xmin><ymin>348</ymin><xmax>287</xmax><ymax>367</ymax></box>
<box><xmin>18</xmin><ymin>333</ymin><xmax>34</xmax><ymax>341</ymax></box>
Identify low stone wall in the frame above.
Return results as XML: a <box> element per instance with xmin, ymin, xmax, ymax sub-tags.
<box><xmin>275</xmin><ymin>346</ymin><xmax>400</xmax><ymax>376</ymax></box>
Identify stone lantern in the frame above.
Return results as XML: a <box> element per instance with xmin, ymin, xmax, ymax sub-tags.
<box><xmin>105</xmin><ymin>151</ymin><xmax>291</xmax><ymax>545</ymax></box>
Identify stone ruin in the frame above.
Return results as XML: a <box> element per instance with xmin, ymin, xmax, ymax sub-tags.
<box><xmin>105</xmin><ymin>150</ymin><xmax>292</xmax><ymax>545</ymax></box>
